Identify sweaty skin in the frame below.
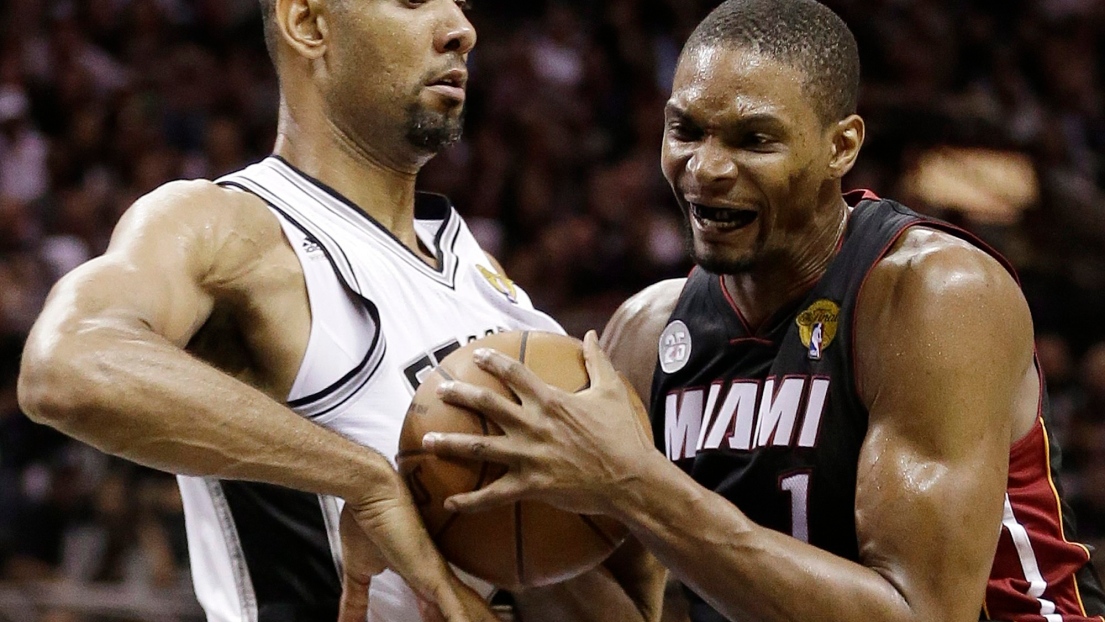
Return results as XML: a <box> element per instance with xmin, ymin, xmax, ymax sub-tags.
<box><xmin>421</xmin><ymin>43</ymin><xmax>1041</xmax><ymax>622</ymax></box>
<box><xmin>426</xmin><ymin>228</ymin><xmax>1038</xmax><ymax>622</ymax></box>
<box><xmin>600</xmin><ymin>228</ymin><xmax>1037</xmax><ymax>621</ymax></box>
<box><xmin>17</xmin><ymin>1</ymin><xmax>496</xmax><ymax>621</ymax></box>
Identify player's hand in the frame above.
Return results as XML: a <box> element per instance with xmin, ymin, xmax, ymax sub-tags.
<box><xmin>338</xmin><ymin>505</ymin><xmax>387</xmax><ymax>622</ymax></box>
<box><xmin>423</xmin><ymin>330</ymin><xmax>656</xmax><ymax>516</ymax></box>
<box><xmin>337</xmin><ymin>473</ymin><xmax>499</xmax><ymax>622</ymax></box>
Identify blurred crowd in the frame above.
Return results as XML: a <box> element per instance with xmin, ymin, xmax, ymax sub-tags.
<box><xmin>0</xmin><ymin>0</ymin><xmax>1104</xmax><ymax>619</ymax></box>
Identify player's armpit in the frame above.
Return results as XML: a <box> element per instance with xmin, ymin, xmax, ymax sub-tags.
<box><xmin>851</xmin><ymin>229</ymin><xmax>1035</xmax><ymax>620</ymax></box>
<box><xmin>600</xmin><ymin>278</ymin><xmax>685</xmax><ymax>411</ymax></box>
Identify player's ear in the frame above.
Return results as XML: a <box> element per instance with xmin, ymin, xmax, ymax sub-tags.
<box><xmin>275</xmin><ymin>0</ymin><xmax>330</xmax><ymax>60</ymax></box>
<box><xmin>827</xmin><ymin>114</ymin><xmax>865</xmax><ymax>180</ymax></box>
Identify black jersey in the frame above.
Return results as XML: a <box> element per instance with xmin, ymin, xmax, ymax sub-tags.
<box><xmin>650</xmin><ymin>192</ymin><xmax>1105</xmax><ymax>622</ymax></box>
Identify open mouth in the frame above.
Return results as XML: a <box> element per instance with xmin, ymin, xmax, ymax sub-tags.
<box><xmin>691</xmin><ymin>203</ymin><xmax>759</xmax><ymax>231</ymax></box>
<box><xmin>425</xmin><ymin>69</ymin><xmax>468</xmax><ymax>103</ymax></box>
<box><xmin>432</xmin><ymin>74</ymin><xmax>464</xmax><ymax>89</ymax></box>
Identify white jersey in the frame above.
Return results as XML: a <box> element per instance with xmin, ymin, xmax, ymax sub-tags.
<box><xmin>177</xmin><ymin>156</ymin><xmax>563</xmax><ymax>622</ymax></box>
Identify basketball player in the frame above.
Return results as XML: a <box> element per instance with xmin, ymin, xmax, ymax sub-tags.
<box><xmin>422</xmin><ymin>1</ymin><xmax>1105</xmax><ymax>620</ymax></box>
<box><xmin>15</xmin><ymin>0</ymin><xmax>558</xmax><ymax>620</ymax></box>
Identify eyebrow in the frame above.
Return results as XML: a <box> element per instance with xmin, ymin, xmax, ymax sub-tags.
<box><xmin>664</xmin><ymin>102</ymin><xmax>690</xmax><ymax>119</ymax></box>
<box><xmin>664</xmin><ymin>104</ymin><xmax>787</xmax><ymax>130</ymax></box>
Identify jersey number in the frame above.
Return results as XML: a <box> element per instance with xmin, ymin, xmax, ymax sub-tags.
<box><xmin>780</xmin><ymin>472</ymin><xmax>810</xmax><ymax>543</ymax></box>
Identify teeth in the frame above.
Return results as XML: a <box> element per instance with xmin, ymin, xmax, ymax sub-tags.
<box><xmin>692</xmin><ymin>203</ymin><xmax>757</xmax><ymax>229</ymax></box>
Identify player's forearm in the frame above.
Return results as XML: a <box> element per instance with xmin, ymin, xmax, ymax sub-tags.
<box><xmin>512</xmin><ymin>558</ymin><xmax>661</xmax><ymax>622</ymax></box>
<box><xmin>609</xmin><ymin>454</ymin><xmax>934</xmax><ymax>622</ymax></box>
<box><xmin>513</xmin><ymin>575</ymin><xmax>644</xmax><ymax>622</ymax></box>
<box><xmin>18</xmin><ymin>326</ymin><xmax>390</xmax><ymax>501</ymax></box>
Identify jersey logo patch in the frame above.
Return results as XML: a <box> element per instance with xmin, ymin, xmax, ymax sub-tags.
<box><xmin>659</xmin><ymin>320</ymin><xmax>692</xmax><ymax>373</ymax></box>
<box><xmin>796</xmin><ymin>299</ymin><xmax>839</xmax><ymax>361</ymax></box>
<box><xmin>476</xmin><ymin>265</ymin><xmax>518</xmax><ymax>303</ymax></box>
<box><xmin>302</xmin><ymin>238</ymin><xmax>322</xmax><ymax>254</ymax></box>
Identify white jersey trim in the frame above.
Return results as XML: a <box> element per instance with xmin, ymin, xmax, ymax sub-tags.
<box><xmin>206</xmin><ymin>478</ymin><xmax>259</xmax><ymax>622</ymax></box>
<box><xmin>319</xmin><ymin>495</ymin><xmax>344</xmax><ymax>579</ymax></box>
<box><xmin>1002</xmin><ymin>494</ymin><xmax>1064</xmax><ymax>622</ymax></box>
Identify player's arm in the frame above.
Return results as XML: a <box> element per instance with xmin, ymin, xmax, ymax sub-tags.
<box><xmin>510</xmin><ymin>281</ymin><xmax>683</xmax><ymax>622</ymax></box>
<box><xmin>18</xmin><ymin>180</ymin><xmax>388</xmax><ymax>495</ymax></box>
<box><xmin>603</xmin><ymin>233</ymin><xmax>1030</xmax><ymax>621</ymax></box>
<box><xmin>428</xmin><ymin>234</ymin><xmax>1030</xmax><ymax>621</ymax></box>
<box><xmin>18</xmin><ymin>182</ymin><xmax>493</xmax><ymax>622</ymax></box>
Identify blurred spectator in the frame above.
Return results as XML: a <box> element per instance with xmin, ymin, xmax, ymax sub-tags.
<box><xmin>0</xmin><ymin>86</ymin><xmax>48</xmax><ymax>204</ymax></box>
<box><xmin>1067</xmin><ymin>343</ymin><xmax>1105</xmax><ymax>540</ymax></box>
<box><xmin>1</xmin><ymin>0</ymin><xmax>1105</xmax><ymax>618</ymax></box>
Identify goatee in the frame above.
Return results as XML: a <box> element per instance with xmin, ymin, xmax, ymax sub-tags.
<box><xmin>405</xmin><ymin>104</ymin><xmax>465</xmax><ymax>153</ymax></box>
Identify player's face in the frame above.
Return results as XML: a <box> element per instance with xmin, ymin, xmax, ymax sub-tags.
<box><xmin>324</xmin><ymin>0</ymin><xmax>476</xmax><ymax>157</ymax></box>
<box><xmin>661</xmin><ymin>45</ymin><xmax>841</xmax><ymax>275</ymax></box>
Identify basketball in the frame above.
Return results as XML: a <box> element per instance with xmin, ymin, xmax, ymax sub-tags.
<box><xmin>396</xmin><ymin>330</ymin><xmax>651</xmax><ymax>590</ymax></box>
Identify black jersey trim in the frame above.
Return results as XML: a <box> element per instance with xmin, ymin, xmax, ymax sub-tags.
<box><xmin>218</xmin><ymin>481</ymin><xmax>342</xmax><ymax>621</ymax></box>
<box><xmin>216</xmin><ymin>179</ymin><xmax>388</xmax><ymax>413</ymax></box>
<box><xmin>268</xmin><ymin>155</ymin><xmax>462</xmax><ymax>288</ymax></box>
<box><xmin>217</xmin><ymin>179</ymin><xmax>361</xmax><ymax>293</ymax></box>
<box><xmin>297</xmin><ymin>341</ymin><xmax>388</xmax><ymax>419</ymax></box>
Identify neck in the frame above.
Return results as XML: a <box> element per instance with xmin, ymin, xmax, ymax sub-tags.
<box><xmin>271</xmin><ymin>95</ymin><xmax>433</xmax><ymax>258</ymax></box>
<box><xmin>722</xmin><ymin>196</ymin><xmax>849</xmax><ymax>330</ymax></box>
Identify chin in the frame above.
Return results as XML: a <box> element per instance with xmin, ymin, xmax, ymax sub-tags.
<box><xmin>692</xmin><ymin>247</ymin><xmax>760</xmax><ymax>275</ymax></box>
<box><xmin>405</xmin><ymin>105</ymin><xmax>465</xmax><ymax>153</ymax></box>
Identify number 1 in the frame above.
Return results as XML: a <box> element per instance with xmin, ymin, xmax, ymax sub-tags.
<box><xmin>780</xmin><ymin>472</ymin><xmax>810</xmax><ymax>542</ymax></box>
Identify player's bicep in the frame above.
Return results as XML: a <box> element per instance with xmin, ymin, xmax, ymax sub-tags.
<box><xmin>853</xmin><ymin>238</ymin><xmax>1033</xmax><ymax>619</ymax></box>
<box><xmin>37</xmin><ymin>181</ymin><xmax>229</xmax><ymax>347</ymax></box>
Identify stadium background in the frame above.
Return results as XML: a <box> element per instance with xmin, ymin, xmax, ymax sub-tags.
<box><xmin>0</xmin><ymin>0</ymin><xmax>1104</xmax><ymax>619</ymax></box>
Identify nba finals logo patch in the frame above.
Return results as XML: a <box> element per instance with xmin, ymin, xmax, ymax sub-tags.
<box><xmin>659</xmin><ymin>320</ymin><xmax>691</xmax><ymax>373</ymax></box>
<box><xmin>477</xmin><ymin>265</ymin><xmax>518</xmax><ymax>303</ymax></box>
<box><xmin>796</xmin><ymin>299</ymin><xmax>839</xmax><ymax>361</ymax></box>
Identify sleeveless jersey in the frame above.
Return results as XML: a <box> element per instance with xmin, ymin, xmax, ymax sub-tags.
<box><xmin>650</xmin><ymin>193</ymin><xmax>1105</xmax><ymax>622</ymax></box>
<box><xmin>176</xmin><ymin>156</ymin><xmax>563</xmax><ymax>622</ymax></box>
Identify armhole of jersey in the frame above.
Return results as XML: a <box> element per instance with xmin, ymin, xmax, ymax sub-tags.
<box><xmin>264</xmin><ymin>205</ymin><xmax>384</xmax><ymax>416</ymax></box>
<box><xmin>847</xmin><ymin>219</ymin><xmax>921</xmax><ymax>403</ymax></box>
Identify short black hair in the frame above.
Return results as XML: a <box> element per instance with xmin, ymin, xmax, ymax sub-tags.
<box><xmin>684</xmin><ymin>0</ymin><xmax>860</xmax><ymax>124</ymax></box>
<box><xmin>259</xmin><ymin>0</ymin><xmax>279</xmax><ymax>61</ymax></box>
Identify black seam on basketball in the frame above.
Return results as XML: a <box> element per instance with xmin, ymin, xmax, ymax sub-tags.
<box><xmin>514</xmin><ymin>502</ymin><xmax>525</xmax><ymax>586</ymax></box>
<box><xmin>573</xmin><ymin>380</ymin><xmax>591</xmax><ymax>393</ymax></box>
<box><xmin>395</xmin><ymin>449</ymin><xmax>429</xmax><ymax>459</ymax></box>
<box><xmin>577</xmin><ymin>515</ymin><xmax>618</xmax><ymax>548</ymax></box>
<box><xmin>432</xmin><ymin>512</ymin><xmax>460</xmax><ymax>542</ymax></box>
<box><xmin>473</xmin><ymin>459</ymin><xmax>493</xmax><ymax>491</ymax></box>
<box><xmin>518</xmin><ymin>331</ymin><xmax>531</xmax><ymax>363</ymax></box>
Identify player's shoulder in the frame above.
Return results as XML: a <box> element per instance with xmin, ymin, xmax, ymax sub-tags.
<box><xmin>115</xmin><ymin>179</ymin><xmax>283</xmax><ymax>253</ymax></box>
<box><xmin>605</xmin><ymin>278</ymin><xmax>687</xmax><ymax>342</ymax></box>
<box><xmin>870</xmin><ymin>225</ymin><xmax>1021</xmax><ymax>303</ymax></box>
<box><xmin>106</xmin><ymin>179</ymin><xmax>292</xmax><ymax>288</ymax></box>
<box><xmin>126</xmin><ymin>178</ymin><xmax>273</xmax><ymax>228</ymax></box>
<box><xmin>858</xmin><ymin>224</ymin><xmax>1032</xmax><ymax>357</ymax></box>
<box><xmin>601</xmin><ymin>279</ymin><xmax>686</xmax><ymax>403</ymax></box>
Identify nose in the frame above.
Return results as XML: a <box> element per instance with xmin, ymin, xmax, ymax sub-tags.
<box><xmin>436</xmin><ymin>4</ymin><xmax>477</xmax><ymax>55</ymax></box>
<box><xmin>686</xmin><ymin>138</ymin><xmax>737</xmax><ymax>188</ymax></box>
